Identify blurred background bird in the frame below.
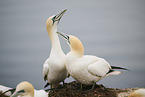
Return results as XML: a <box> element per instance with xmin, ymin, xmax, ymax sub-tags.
<box><xmin>1</xmin><ymin>81</ymin><xmax>48</xmax><ymax>97</ymax></box>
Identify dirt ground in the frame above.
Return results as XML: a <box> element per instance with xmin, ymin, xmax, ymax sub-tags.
<box><xmin>0</xmin><ymin>81</ymin><xmax>143</xmax><ymax>97</ymax></box>
<box><xmin>48</xmin><ymin>81</ymin><xmax>141</xmax><ymax>97</ymax></box>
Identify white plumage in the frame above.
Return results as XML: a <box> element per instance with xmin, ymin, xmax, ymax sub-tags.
<box><xmin>43</xmin><ymin>9</ymin><xmax>68</xmax><ymax>88</ymax></box>
<box><xmin>57</xmin><ymin>32</ymin><xmax>128</xmax><ymax>89</ymax></box>
<box><xmin>66</xmin><ymin>53</ymin><xmax>121</xmax><ymax>85</ymax></box>
<box><xmin>34</xmin><ymin>89</ymin><xmax>48</xmax><ymax>97</ymax></box>
<box><xmin>0</xmin><ymin>85</ymin><xmax>12</xmax><ymax>96</ymax></box>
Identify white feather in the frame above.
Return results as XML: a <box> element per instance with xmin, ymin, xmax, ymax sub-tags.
<box><xmin>34</xmin><ymin>90</ymin><xmax>48</xmax><ymax>97</ymax></box>
<box><xmin>43</xmin><ymin>10</ymin><xmax>68</xmax><ymax>88</ymax></box>
<box><xmin>66</xmin><ymin>55</ymin><xmax>112</xmax><ymax>85</ymax></box>
<box><xmin>0</xmin><ymin>85</ymin><xmax>12</xmax><ymax>96</ymax></box>
<box><xmin>43</xmin><ymin>59</ymin><xmax>49</xmax><ymax>81</ymax></box>
<box><xmin>88</xmin><ymin>58</ymin><xmax>111</xmax><ymax>77</ymax></box>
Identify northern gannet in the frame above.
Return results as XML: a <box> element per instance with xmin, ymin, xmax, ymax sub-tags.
<box><xmin>7</xmin><ymin>81</ymin><xmax>48</xmax><ymax>97</ymax></box>
<box><xmin>57</xmin><ymin>32</ymin><xmax>129</xmax><ymax>89</ymax></box>
<box><xmin>128</xmin><ymin>89</ymin><xmax>145</xmax><ymax>97</ymax></box>
<box><xmin>43</xmin><ymin>9</ymin><xmax>68</xmax><ymax>89</ymax></box>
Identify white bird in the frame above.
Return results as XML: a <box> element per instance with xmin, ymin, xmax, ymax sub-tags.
<box><xmin>43</xmin><ymin>9</ymin><xmax>68</xmax><ymax>89</ymax></box>
<box><xmin>0</xmin><ymin>85</ymin><xmax>13</xmax><ymax>96</ymax></box>
<box><xmin>128</xmin><ymin>89</ymin><xmax>145</xmax><ymax>97</ymax></box>
<box><xmin>57</xmin><ymin>32</ymin><xmax>129</xmax><ymax>89</ymax></box>
<box><xmin>8</xmin><ymin>81</ymin><xmax>48</xmax><ymax>97</ymax></box>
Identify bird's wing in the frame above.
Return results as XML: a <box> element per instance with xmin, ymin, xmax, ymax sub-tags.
<box><xmin>0</xmin><ymin>85</ymin><xmax>11</xmax><ymax>92</ymax></box>
<box><xmin>0</xmin><ymin>85</ymin><xmax>13</xmax><ymax>96</ymax></box>
<box><xmin>43</xmin><ymin>59</ymin><xmax>49</xmax><ymax>81</ymax></box>
<box><xmin>34</xmin><ymin>90</ymin><xmax>48</xmax><ymax>97</ymax></box>
<box><xmin>88</xmin><ymin>59</ymin><xmax>111</xmax><ymax>77</ymax></box>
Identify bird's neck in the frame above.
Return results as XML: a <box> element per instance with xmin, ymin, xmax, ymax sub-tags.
<box><xmin>66</xmin><ymin>50</ymin><xmax>83</xmax><ymax>64</ymax></box>
<box><xmin>69</xmin><ymin>42</ymin><xmax>84</xmax><ymax>58</ymax></box>
<box><xmin>22</xmin><ymin>93</ymin><xmax>34</xmax><ymax>97</ymax></box>
<box><xmin>48</xmin><ymin>28</ymin><xmax>64</xmax><ymax>55</ymax></box>
<box><xmin>29</xmin><ymin>94</ymin><xmax>34</xmax><ymax>97</ymax></box>
<box><xmin>70</xmin><ymin>50</ymin><xmax>84</xmax><ymax>58</ymax></box>
<box><xmin>68</xmin><ymin>47</ymin><xmax>84</xmax><ymax>58</ymax></box>
<box><xmin>24</xmin><ymin>90</ymin><xmax>34</xmax><ymax>97</ymax></box>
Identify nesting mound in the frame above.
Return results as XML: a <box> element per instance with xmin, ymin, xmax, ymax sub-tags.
<box><xmin>48</xmin><ymin>81</ymin><xmax>139</xmax><ymax>97</ymax></box>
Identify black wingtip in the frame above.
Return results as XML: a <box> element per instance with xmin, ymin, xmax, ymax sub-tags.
<box><xmin>44</xmin><ymin>83</ymin><xmax>50</xmax><ymax>88</ymax></box>
<box><xmin>111</xmin><ymin>66</ymin><xmax>130</xmax><ymax>71</ymax></box>
<box><xmin>107</xmin><ymin>69</ymin><xmax>115</xmax><ymax>74</ymax></box>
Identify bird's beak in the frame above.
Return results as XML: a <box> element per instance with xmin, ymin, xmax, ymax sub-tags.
<box><xmin>52</xmin><ymin>9</ymin><xmax>67</xmax><ymax>25</ymax></box>
<box><xmin>11</xmin><ymin>90</ymin><xmax>25</xmax><ymax>97</ymax></box>
<box><xmin>56</xmin><ymin>32</ymin><xmax>70</xmax><ymax>44</ymax></box>
<box><xmin>3</xmin><ymin>88</ymin><xmax>16</xmax><ymax>95</ymax></box>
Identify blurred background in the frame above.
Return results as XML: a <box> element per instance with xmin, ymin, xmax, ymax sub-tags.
<box><xmin>0</xmin><ymin>0</ymin><xmax>145</xmax><ymax>89</ymax></box>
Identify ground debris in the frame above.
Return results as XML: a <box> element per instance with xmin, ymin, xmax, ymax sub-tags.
<box><xmin>0</xmin><ymin>81</ymin><xmax>143</xmax><ymax>97</ymax></box>
<box><xmin>48</xmin><ymin>81</ymin><xmax>132</xmax><ymax>97</ymax></box>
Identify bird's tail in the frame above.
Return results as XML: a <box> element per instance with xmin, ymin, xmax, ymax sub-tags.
<box><xmin>44</xmin><ymin>83</ymin><xmax>50</xmax><ymax>88</ymax></box>
<box><xmin>106</xmin><ymin>66</ymin><xmax>129</xmax><ymax>77</ymax></box>
<box><xmin>106</xmin><ymin>70</ymin><xmax>122</xmax><ymax>77</ymax></box>
<box><xmin>111</xmin><ymin>66</ymin><xmax>129</xmax><ymax>71</ymax></box>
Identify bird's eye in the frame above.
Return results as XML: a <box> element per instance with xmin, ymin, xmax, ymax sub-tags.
<box><xmin>67</xmin><ymin>36</ymin><xmax>70</xmax><ymax>40</ymax></box>
<box><xmin>52</xmin><ymin>16</ymin><xmax>56</xmax><ymax>24</ymax></box>
<box><xmin>67</xmin><ymin>36</ymin><xmax>70</xmax><ymax>44</ymax></box>
<box><xmin>18</xmin><ymin>90</ymin><xmax>25</xmax><ymax>93</ymax></box>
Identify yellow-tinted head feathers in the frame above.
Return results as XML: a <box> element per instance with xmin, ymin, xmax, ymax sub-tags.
<box><xmin>69</xmin><ymin>35</ymin><xmax>84</xmax><ymax>57</ymax></box>
<box><xmin>46</xmin><ymin>9</ymin><xmax>67</xmax><ymax>35</ymax></box>
<box><xmin>57</xmin><ymin>32</ymin><xmax>84</xmax><ymax>57</ymax></box>
<box><xmin>46</xmin><ymin>16</ymin><xmax>54</xmax><ymax>34</ymax></box>
<box><xmin>12</xmin><ymin>81</ymin><xmax>34</xmax><ymax>97</ymax></box>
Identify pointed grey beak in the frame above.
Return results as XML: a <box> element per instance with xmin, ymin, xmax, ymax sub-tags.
<box><xmin>52</xmin><ymin>9</ymin><xmax>67</xmax><ymax>24</ymax></box>
<box><xmin>56</xmin><ymin>32</ymin><xmax>70</xmax><ymax>44</ymax></box>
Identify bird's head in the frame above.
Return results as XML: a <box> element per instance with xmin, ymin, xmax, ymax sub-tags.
<box><xmin>57</xmin><ymin>32</ymin><xmax>84</xmax><ymax>57</ymax></box>
<box><xmin>46</xmin><ymin>9</ymin><xmax>67</xmax><ymax>35</ymax></box>
<box><xmin>11</xmin><ymin>81</ymin><xmax>34</xmax><ymax>97</ymax></box>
